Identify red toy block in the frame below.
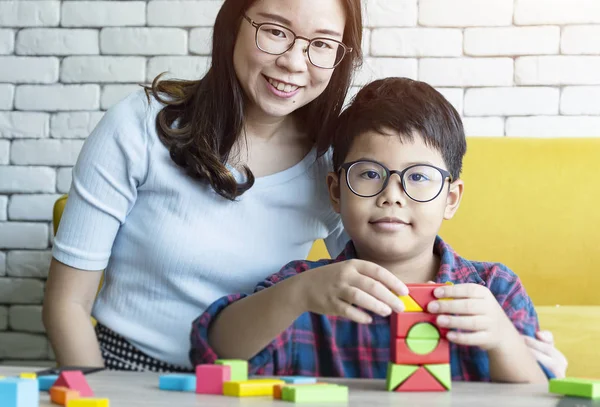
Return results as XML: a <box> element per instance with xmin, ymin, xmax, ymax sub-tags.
<box><xmin>390</xmin><ymin>312</ymin><xmax>448</xmax><ymax>339</ymax></box>
<box><xmin>406</xmin><ymin>284</ymin><xmax>443</xmax><ymax>310</ymax></box>
<box><xmin>395</xmin><ymin>367</ymin><xmax>446</xmax><ymax>392</ymax></box>
<box><xmin>391</xmin><ymin>338</ymin><xmax>450</xmax><ymax>365</ymax></box>
<box><xmin>53</xmin><ymin>371</ymin><xmax>93</xmax><ymax>397</ymax></box>
<box><xmin>195</xmin><ymin>364</ymin><xmax>231</xmax><ymax>395</ymax></box>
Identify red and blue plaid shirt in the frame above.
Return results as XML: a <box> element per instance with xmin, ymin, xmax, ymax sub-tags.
<box><xmin>190</xmin><ymin>236</ymin><xmax>553</xmax><ymax>381</ymax></box>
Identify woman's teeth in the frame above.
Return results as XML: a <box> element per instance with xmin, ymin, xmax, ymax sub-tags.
<box><xmin>268</xmin><ymin>78</ymin><xmax>299</xmax><ymax>93</ymax></box>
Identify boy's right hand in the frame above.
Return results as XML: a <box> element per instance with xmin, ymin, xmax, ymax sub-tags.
<box><xmin>296</xmin><ymin>260</ymin><xmax>408</xmax><ymax>324</ymax></box>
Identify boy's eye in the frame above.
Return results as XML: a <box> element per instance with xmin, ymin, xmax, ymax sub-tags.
<box><xmin>360</xmin><ymin>170</ymin><xmax>381</xmax><ymax>180</ymax></box>
<box><xmin>408</xmin><ymin>173</ymin><xmax>429</xmax><ymax>182</ymax></box>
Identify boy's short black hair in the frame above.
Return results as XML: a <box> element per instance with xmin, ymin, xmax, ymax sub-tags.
<box><xmin>332</xmin><ymin>77</ymin><xmax>466</xmax><ymax>181</ymax></box>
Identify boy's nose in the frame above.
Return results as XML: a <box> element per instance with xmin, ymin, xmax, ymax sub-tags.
<box><xmin>377</xmin><ymin>174</ymin><xmax>407</xmax><ymax>207</ymax></box>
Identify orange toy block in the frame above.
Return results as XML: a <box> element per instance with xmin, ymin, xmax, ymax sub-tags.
<box><xmin>391</xmin><ymin>338</ymin><xmax>450</xmax><ymax>365</ymax></box>
<box><xmin>406</xmin><ymin>284</ymin><xmax>444</xmax><ymax>310</ymax></box>
<box><xmin>390</xmin><ymin>312</ymin><xmax>448</xmax><ymax>339</ymax></box>
<box><xmin>53</xmin><ymin>371</ymin><xmax>94</xmax><ymax>397</ymax></box>
<box><xmin>395</xmin><ymin>366</ymin><xmax>446</xmax><ymax>392</ymax></box>
<box><xmin>50</xmin><ymin>386</ymin><xmax>80</xmax><ymax>405</ymax></box>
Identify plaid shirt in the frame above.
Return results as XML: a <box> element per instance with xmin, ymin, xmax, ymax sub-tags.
<box><xmin>190</xmin><ymin>236</ymin><xmax>554</xmax><ymax>381</ymax></box>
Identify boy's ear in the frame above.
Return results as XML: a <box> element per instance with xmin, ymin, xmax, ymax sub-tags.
<box><xmin>444</xmin><ymin>179</ymin><xmax>464</xmax><ymax>220</ymax></box>
<box><xmin>327</xmin><ymin>172</ymin><xmax>342</xmax><ymax>214</ymax></box>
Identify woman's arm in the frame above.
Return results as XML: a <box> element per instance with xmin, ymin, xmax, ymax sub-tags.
<box><xmin>42</xmin><ymin>258</ymin><xmax>105</xmax><ymax>367</ymax></box>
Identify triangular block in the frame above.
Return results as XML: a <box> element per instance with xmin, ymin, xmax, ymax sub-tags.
<box><xmin>399</xmin><ymin>295</ymin><xmax>423</xmax><ymax>312</ymax></box>
<box><xmin>53</xmin><ymin>371</ymin><xmax>93</xmax><ymax>397</ymax></box>
<box><xmin>395</xmin><ymin>367</ymin><xmax>446</xmax><ymax>392</ymax></box>
<box><xmin>385</xmin><ymin>363</ymin><xmax>418</xmax><ymax>391</ymax></box>
<box><xmin>406</xmin><ymin>284</ymin><xmax>441</xmax><ymax>310</ymax></box>
<box><xmin>424</xmin><ymin>364</ymin><xmax>452</xmax><ymax>390</ymax></box>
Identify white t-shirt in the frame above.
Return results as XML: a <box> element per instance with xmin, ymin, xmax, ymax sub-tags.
<box><xmin>52</xmin><ymin>90</ymin><xmax>348</xmax><ymax>368</ymax></box>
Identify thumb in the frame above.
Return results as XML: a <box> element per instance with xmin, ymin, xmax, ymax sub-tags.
<box><xmin>536</xmin><ymin>330</ymin><xmax>554</xmax><ymax>344</ymax></box>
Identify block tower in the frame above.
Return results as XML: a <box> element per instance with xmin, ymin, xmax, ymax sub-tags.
<box><xmin>386</xmin><ymin>283</ymin><xmax>452</xmax><ymax>392</ymax></box>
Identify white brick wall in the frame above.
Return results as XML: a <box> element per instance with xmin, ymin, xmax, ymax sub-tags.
<box><xmin>1</xmin><ymin>0</ymin><xmax>600</xmax><ymax>366</ymax></box>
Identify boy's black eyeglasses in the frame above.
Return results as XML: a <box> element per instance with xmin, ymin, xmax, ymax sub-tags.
<box><xmin>339</xmin><ymin>160</ymin><xmax>453</xmax><ymax>203</ymax></box>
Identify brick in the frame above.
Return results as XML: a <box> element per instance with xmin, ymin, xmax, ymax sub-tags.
<box><xmin>464</xmin><ymin>87</ymin><xmax>559</xmax><ymax>116</ymax></box>
<box><xmin>0</xmin><ymin>306</ymin><xmax>6</xmax><ymax>329</ymax></box>
<box><xmin>10</xmin><ymin>140</ymin><xmax>84</xmax><ymax>166</ymax></box>
<box><xmin>436</xmin><ymin>88</ymin><xmax>463</xmax><ymax>115</ymax></box>
<box><xmin>61</xmin><ymin>56</ymin><xmax>145</xmax><ymax>83</ymax></box>
<box><xmin>0</xmin><ymin>112</ymin><xmax>50</xmax><ymax>139</ymax></box>
<box><xmin>419</xmin><ymin>0</ymin><xmax>513</xmax><ymax>27</ymax></box>
<box><xmin>0</xmin><ymin>140</ymin><xmax>7</xmax><ymax>165</ymax></box>
<box><xmin>465</xmin><ymin>27</ymin><xmax>559</xmax><ymax>56</ymax></box>
<box><xmin>7</xmin><ymin>250</ymin><xmax>52</xmax><ymax>279</ymax></box>
<box><xmin>62</xmin><ymin>1</ymin><xmax>146</xmax><ymax>27</ymax></box>
<box><xmin>189</xmin><ymin>28</ymin><xmax>213</xmax><ymax>55</ymax></box>
<box><xmin>0</xmin><ymin>223</ymin><xmax>49</xmax><ymax>249</ymax></box>
<box><xmin>0</xmin><ymin>29</ymin><xmax>14</xmax><ymax>54</ymax></box>
<box><xmin>147</xmin><ymin>56</ymin><xmax>211</xmax><ymax>82</ymax></box>
<box><xmin>15</xmin><ymin>85</ymin><xmax>100</xmax><ymax>111</ymax></box>
<box><xmin>353</xmin><ymin>57</ymin><xmax>417</xmax><ymax>87</ymax></box>
<box><xmin>101</xmin><ymin>28</ymin><xmax>187</xmax><ymax>55</ymax></box>
<box><xmin>0</xmin><ymin>57</ymin><xmax>59</xmax><ymax>84</ymax></box>
<box><xmin>561</xmin><ymin>87</ymin><xmax>600</xmax><ymax>115</ymax></box>
<box><xmin>371</xmin><ymin>28</ymin><xmax>462</xmax><ymax>57</ymax></box>
<box><xmin>506</xmin><ymin>116</ymin><xmax>600</xmax><ymax>137</ymax></box>
<box><xmin>420</xmin><ymin>58</ymin><xmax>513</xmax><ymax>87</ymax></box>
<box><xmin>0</xmin><ymin>197</ymin><xmax>6</xmax><ymax>222</ymax></box>
<box><xmin>0</xmin><ymin>84</ymin><xmax>14</xmax><ymax>110</ymax></box>
<box><xmin>50</xmin><ymin>112</ymin><xmax>105</xmax><ymax>139</ymax></box>
<box><xmin>8</xmin><ymin>195</ymin><xmax>62</xmax><ymax>222</ymax></box>
<box><xmin>561</xmin><ymin>26</ymin><xmax>600</xmax><ymax>55</ymax></box>
<box><xmin>8</xmin><ymin>306</ymin><xmax>44</xmax><ymax>332</ymax></box>
<box><xmin>16</xmin><ymin>29</ymin><xmax>98</xmax><ymax>56</ymax></box>
<box><xmin>515</xmin><ymin>0</ymin><xmax>600</xmax><ymax>25</ymax></box>
<box><xmin>516</xmin><ymin>56</ymin><xmax>600</xmax><ymax>85</ymax></box>
<box><xmin>101</xmin><ymin>85</ymin><xmax>141</xmax><ymax>110</ymax></box>
<box><xmin>0</xmin><ymin>167</ymin><xmax>56</xmax><ymax>194</ymax></box>
<box><xmin>57</xmin><ymin>168</ymin><xmax>73</xmax><ymax>194</ymax></box>
<box><xmin>0</xmin><ymin>2</ymin><xmax>60</xmax><ymax>27</ymax></box>
<box><xmin>0</xmin><ymin>332</ymin><xmax>47</xmax><ymax>359</ymax></box>
<box><xmin>463</xmin><ymin>118</ymin><xmax>505</xmax><ymax>137</ymax></box>
<box><xmin>365</xmin><ymin>0</ymin><xmax>417</xmax><ymax>27</ymax></box>
<box><xmin>147</xmin><ymin>1</ymin><xmax>222</xmax><ymax>27</ymax></box>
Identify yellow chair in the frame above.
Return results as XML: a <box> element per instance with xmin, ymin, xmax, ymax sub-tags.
<box><xmin>308</xmin><ymin>137</ymin><xmax>600</xmax><ymax>378</ymax></box>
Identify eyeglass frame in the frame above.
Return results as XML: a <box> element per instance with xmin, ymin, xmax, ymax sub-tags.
<box><xmin>338</xmin><ymin>159</ymin><xmax>454</xmax><ymax>203</ymax></box>
<box><xmin>242</xmin><ymin>14</ymin><xmax>353</xmax><ymax>69</ymax></box>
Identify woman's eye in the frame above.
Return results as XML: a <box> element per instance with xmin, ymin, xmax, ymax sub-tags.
<box><xmin>313</xmin><ymin>40</ymin><xmax>332</xmax><ymax>49</ymax></box>
<box><xmin>268</xmin><ymin>29</ymin><xmax>286</xmax><ymax>38</ymax></box>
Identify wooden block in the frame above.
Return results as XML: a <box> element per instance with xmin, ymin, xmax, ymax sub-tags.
<box><xmin>385</xmin><ymin>363</ymin><xmax>418</xmax><ymax>391</ymax></box>
<box><xmin>158</xmin><ymin>374</ymin><xmax>196</xmax><ymax>392</ymax></box>
<box><xmin>66</xmin><ymin>399</ymin><xmax>110</xmax><ymax>407</ymax></box>
<box><xmin>392</xmin><ymin>338</ymin><xmax>450</xmax><ymax>365</ymax></box>
<box><xmin>223</xmin><ymin>379</ymin><xmax>284</xmax><ymax>397</ymax></box>
<box><xmin>195</xmin><ymin>364</ymin><xmax>231</xmax><ymax>395</ymax></box>
<box><xmin>275</xmin><ymin>382</ymin><xmax>327</xmax><ymax>399</ymax></box>
<box><xmin>406</xmin><ymin>283</ymin><xmax>444</xmax><ymax>310</ymax></box>
<box><xmin>391</xmin><ymin>312</ymin><xmax>448</xmax><ymax>339</ymax></box>
<box><xmin>399</xmin><ymin>295</ymin><xmax>423</xmax><ymax>312</ymax></box>
<box><xmin>424</xmin><ymin>364</ymin><xmax>452</xmax><ymax>390</ymax></box>
<box><xmin>406</xmin><ymin>338</ymin><xmax>439</xmax><ymax>355</ymax></box>
<box><xmin>54</xmin><ymin>371</ymin><xmax>94</xmax><ymax>397</ymax></box>
<box><xmin>50</xmin><ymin>386</ymin><xmax>80</xmax><ymax>406</ymax></box>
<box><xmin>19</xmin><ymin>373</ymin><xmax>36</xmax><ymax>379</ymax></box>
<box><xmin>215</xmin><ymin>359</ymin><xmax>248</xmax><ymax>382</ymax></box>
<box><xmin>282</xmin><ymin>384</ymin><xmax>348</xmax><ymax>402</ymax></box>
<box><xmin>279</xmin><ymin>376</ymin><xmax>317</xmax><ymax>384</ymax></box>
<box><xmin>0</xmin><ymin>378</ymin><xmax>39</xmax><ymax>407</ymax></box>
<box><xmin>395</xmin><ymin>367</ymin><xmax>446</xmax><ymax>392</ymax></box>
<box><xmin>549</xmin><ymin>378</ymin><xmax>600</xmax><ymax>399</ymax></box>
<box><xmin>38</xmin><ymin>375</ymin><xmax>58</xmax><ymax>391</ymax></box>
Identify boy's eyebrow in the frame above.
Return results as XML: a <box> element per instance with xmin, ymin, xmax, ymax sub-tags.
<box><xmin>352</xmin><ymin>157</ymin><xmax>439</xmax><ymax>168</ymax></box>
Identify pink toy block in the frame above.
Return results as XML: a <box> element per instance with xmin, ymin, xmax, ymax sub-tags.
<box><xmin>53</xmin><ymin>371</ymin><xmax>93</xmax><ymax>397</ymax></box>
<box><xmin>195</xmin><ymin>364</ymin><xmax>231</xmax><ymax>395</ymax></box>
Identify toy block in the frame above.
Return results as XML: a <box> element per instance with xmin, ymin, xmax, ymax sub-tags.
<box><xmin>407</xmin><ymin>322</ymin><xmax>440</xmax><ymax>340</ymax></box>
<box><xmin>223</xmin><ymin>379</ymin><xmax>284</xmax><ymax>397</ymax></box>
<box><xmin>158</xmin><ymin>374</ymin><xmax>196</xmax><ymax>392</ymax></box>
<box><xmin>50</xmin><ymin>386</ymin><xmax>80</xmax><ymax>406</ymax></box>
<box><xmin>274</xmin><ymin>383</ymin><xmax>328</xmax><ymax>399</ymax></box>
<box><xmin>406</xmin><ymin>283</ymin><xmax>443</xmax><ymax>310</ymax></box>
<box><xmin>399</xmin><ymin>295</ymin><xmax>423</xmax><ymax>312</ymax></box>
<box><xmin>19</xmin><ymin>373</ymin><xmax>36</xmax><ymax>379</ymax></box>
<box><xmin>549</xmin><ymin>378</ymin><xmax>600</xmax><ymax>399</ymax></box>
<box><xmin>0</xmin><ymin>378</ymin><xmax>39</xmax><ymax>407</ymax></box>
<box><xmin>215</xmin><ymin>359</ymin><xmax>248</xmax><ymax>381</ymax></box>
<box><xmin>38</xmin><ymin>375</ymin><xmax>58</xmax><ymax>391</ymax></box>
<box><xmin>406</xmin><ymin>338</ymin><xmax>439</xmax><ymax>355</ymax></box>
<box><xmin>195</xmin><ymin>364</ymin><xmax>231</xmax><ymax>395</ymax></box>
<box><xmin>385</xmin><ymin>363</ymin><xmax>418</xmax><ymax>391</ymax></box>
<box><xmin>282</xmin><ymin>384</ymin><xmax>348</xmax><ymax>403</ymax></box>
<box><xmin>54</xmin><ymin>371</ymin><xmax>94</xmax><ymax>397</ymax></box>
<box><xmin>66</xmin><ymin>399</ymin><xmax>109</xmax><ymax>407</ymax></box>
<box><xmin>392</xmin><ymin>338</ymin><xmax>450</xmax><ymax>365</ymax></box>
<box><xmin>395</xmin><ymin>367</ymin><xmax>446</xmax><ymax>392</ymax></box>
<box><xmin>424</xmin><ymin>364</ymin><xmax>452</xmax><ymax>390</ymax></box>
<box><xmin>279</xmin><ymin>376</ymin><xmax>317</xmax><ymax>384</ymax></box>
<box><xmin>391</xmin><ymin>312</ymin><xmax>448</xmax><ymax>339</ymax></box>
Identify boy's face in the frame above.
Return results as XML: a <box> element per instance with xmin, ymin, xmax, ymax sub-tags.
<box><xmin>327</xmin><ymin>129</ymin><xmax>464</xmax><ymax>262</ymax></box>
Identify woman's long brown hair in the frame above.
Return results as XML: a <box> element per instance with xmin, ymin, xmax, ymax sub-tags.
<box><xmin>145</xmin><ymin>0</ymin><xmax>363</xmax><ymax>200</ymax></box>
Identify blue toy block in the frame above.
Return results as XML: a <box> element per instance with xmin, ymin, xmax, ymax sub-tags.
<box><xmin>158</xmin><ymin>374</ymin><xmax>196</xmax><ymax>392</ymax></box>
<box><xmin>0</xmin><ymin>378</ymin><xmax>39</xmax><ymax>407</ymax></box>
<box><xmin>279</xmin><ymin>376</ymin><xmax>318</xmax><ymax>384</ymax></box>
<box><xmin>37</xmin><ymin>375</ymin><xmax>58</xmax><ymax>392</ymax></box>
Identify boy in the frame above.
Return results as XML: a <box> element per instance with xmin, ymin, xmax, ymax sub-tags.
<box><xmin>190</xmin><ymin>78</ymin><xmax>555</xmax><ymax>383</ymax></box>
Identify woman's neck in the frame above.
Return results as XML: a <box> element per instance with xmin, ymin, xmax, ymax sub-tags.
<box><xmin>243</xmin><ymin>105</ymin><xmax>300</xmax><ymax>143</ymax></box>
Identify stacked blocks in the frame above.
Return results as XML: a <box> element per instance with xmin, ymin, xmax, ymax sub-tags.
<box><xmin>387</xmin><ymin>283</ymin><xmax>451</xmax><ymax>392</ymax></box>
<box><xmin>53</xmin><ymin>371</ymin><xmax>94</xmax><ymax>397</ymax></box>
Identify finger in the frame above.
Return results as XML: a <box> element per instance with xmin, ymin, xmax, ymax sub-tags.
<box><xmin>353</xmin><ymin>275</ymin><xmax>406</xmax><ymax>314</ymax></box>
<box><xmin>340</xmin><ymin>286</ymin><xmax>392</xmax><ymax>317</ymax></box>
<box><xmin>436</xmin><ymin>315</ymin><xmax>490</xmax><ymax>331</ymax></box>
<box><xmin>523</xmin><ymin>335</ymin><xmax>554</xmax><ymax>355</ymax></box>
<box><xmin>335</xmin><ymin>300</ymin><xmax>373</xmax><ymax>324</ymax></box>
<box><xmin>355</xmin><ymin>260</ymin><xmax>409</xmax><ymax>298</ymax></box>
<box><xmin>427</xmin><ymin>298</ymin><xmax>486</xmax><ymax>315</ymax></box>
<box><xmin>446</xmin><ymin>330</ymin><xmax>489</xmax><ymax>347</ymax></box>
<box><xmin>433</xmin><ymin>283</ymin><xmax>487</xmax><ymax>300</ymax></box>
<box><xmin>536</xmin><ymin>330</ymin><xmax>554</xmax><ymax>344</ymax></box>
<box><xmin>528</xmin><ymin>348</ymin><xmax>555</xmax><ymax>370</ymax></box>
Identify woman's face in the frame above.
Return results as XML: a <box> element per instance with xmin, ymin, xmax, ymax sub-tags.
<box><xmin>233</xmin><ymin>0</ymin><xmax>347</xmax><ymax>119</ymax></box>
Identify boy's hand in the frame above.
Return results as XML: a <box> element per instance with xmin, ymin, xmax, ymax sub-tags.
<box><xmin>297</xmin><ymin>260</ymin><xmax>408</xmax><ymax>324</ymax></box>
<box><xmin>427</xmin><ymin>283</ymin><xmax>519</xmax><ymax>351</ymax></box>
<box><xmin>523</xmin><ymin>330</ymin><xmax>568</xmax><ymax>379</ymax></box>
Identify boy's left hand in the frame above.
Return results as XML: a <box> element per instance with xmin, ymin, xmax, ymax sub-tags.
<box><xmin>427</xmin><ymin>283</ymin><xmax>518</xmax><ymax>351</ymax></box>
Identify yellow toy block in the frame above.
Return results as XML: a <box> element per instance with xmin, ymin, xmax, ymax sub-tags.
<box><xmin>399</xmin><ymin>295</ymin><xmax>423</xmax><ymax>312</ymax></box>
<box><xmin>19</xmin><ymin>373</ymin><xmax>37</xmax><ymax>379</ymax></box>
<box><xmin>223</xmin><ymin>379</ymin><xmax>285</xmax><ymax>397</ymax></box>
<box><xmin>66</xmin><ymin>399</ymin><xmax>110</xmax><ymax>407</ymax></box>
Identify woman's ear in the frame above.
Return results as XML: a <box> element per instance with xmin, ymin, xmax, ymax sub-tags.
<box><xmin>327</xmin><ymin>172</ymin><xmax>341</xmax><ymax>214</ymax></box>
<box><xmin>444</xmin><ymin>179</ymin><xmax>464</xmax><ymax>220</ymax></box>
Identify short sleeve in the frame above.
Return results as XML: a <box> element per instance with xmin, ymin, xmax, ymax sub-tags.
<box><xmin>52</xmin><ymin>91</ymin><xmax>151</xmax><ymax>271</ymax></box>
<box><xmin>323</xmin><ymin>215</ymin><xmax>349</xmax><ymax>259</ymax></box>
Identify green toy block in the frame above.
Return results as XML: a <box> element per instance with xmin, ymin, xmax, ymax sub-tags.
<box><xmin>407</xmin><ymin>322</ymin><xmax>440</xmax><ymax>340</ymax></box>
<box><xmin>424</xmin><ymin>364</ymin><xmax>452</xmax><ymax>390</ymax></box>
<box><xmin>215</xmin><ymin>360</ymin><xmax>248</xmax><ymax>382</ymax></box>
<box><xmin>406</xmin><ymin>338</ymin><xmax>438</xmax><ymax>355</ymax></box>
<box><xmin>282</xmin><ymin>384</ymin><xmax>348</xmax><ymax>402</ymax></box>
<box><xmin>549</xmin><ymin>378</ymin><xmax>600</xmax><ymax>399</ymax></box>
<box><xmin>385</xmin><ymin>363</ymin><xmax>419</xmax><ymax>391</ymax></box>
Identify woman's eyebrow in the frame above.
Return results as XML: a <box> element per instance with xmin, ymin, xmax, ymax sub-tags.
<box><xmin>255</xmin><ymin>12</ymin><xmax>343</xmax><ymax>37</ymax></box>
